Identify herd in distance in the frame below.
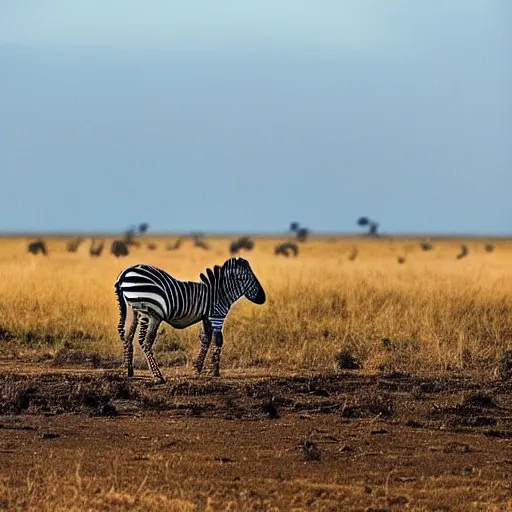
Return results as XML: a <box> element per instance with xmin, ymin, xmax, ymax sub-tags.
<box><xmin>26</xmin><ymin>217</ymin><xmax>495</xmax><ymax>261</ymax></box>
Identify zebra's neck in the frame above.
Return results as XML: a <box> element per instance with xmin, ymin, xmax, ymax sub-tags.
<box><xmin>210</xmin><ymin>280</ymin><xmax>244</xmax><ymax>319</ymax></box>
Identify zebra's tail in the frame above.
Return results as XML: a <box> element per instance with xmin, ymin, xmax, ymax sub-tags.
<box><xmin>114</xmin><ymin>271</ymin><xmax>129</xmax><ymax>343</ymax></box>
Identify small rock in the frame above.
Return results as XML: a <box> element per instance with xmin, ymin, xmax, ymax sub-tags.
<box><xmin>216</xmin><ymin>457</ymin><xmax>233</xmax><ymax>463</ymax></box>
<box><xmin>301</xmin><ymin>440</ymin><xmax>321</xmax><ymax>461</ymax></box>
<box><xmin>42</xmin><ymin>432</ymin><xmax>60</xmax><ymax>439</ymax></box>
<box><xmin>262</xmin><ymin>401</ymin><xmax>280</xmax><ymax>419</ymax></box>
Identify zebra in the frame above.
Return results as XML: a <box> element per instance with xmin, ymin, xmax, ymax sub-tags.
<box><xmin>114</xmin><ymin>257</ymin><xmax>266</xmax><ymax>383</ymax></box>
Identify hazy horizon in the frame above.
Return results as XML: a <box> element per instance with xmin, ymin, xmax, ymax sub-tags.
<box><xmin>1</xmin><ymin>2</ymin><xmax>510</xmax><ymax>235</ymax></box>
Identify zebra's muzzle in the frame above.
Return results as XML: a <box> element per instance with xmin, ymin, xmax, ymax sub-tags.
<box><xmin>247</xmin><ymin>284</ymin><xmax>266</xmax><ymax>305</ymax></box>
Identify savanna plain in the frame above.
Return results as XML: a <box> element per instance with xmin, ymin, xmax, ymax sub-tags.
<box><xmin>0</xmin><ymin>235</ymin><xmax>511</xmax><ymax>511</ymax></box>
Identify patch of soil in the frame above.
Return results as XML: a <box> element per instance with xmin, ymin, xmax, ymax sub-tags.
<box><xmin>1</xmin><ymin>364</ymin><xmax>512</xmax><ymax>510</ymax></box>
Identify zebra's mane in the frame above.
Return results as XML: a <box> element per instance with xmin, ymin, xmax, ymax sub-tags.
<box><xmin>199</xmin><ymin>264</ymin><xmax>222</xmax><ymax>286</ymax></box>
<box><xmin>199</xmin><ymin>258</ymin><xmax>247</xmax><ymax>286</ymax></box>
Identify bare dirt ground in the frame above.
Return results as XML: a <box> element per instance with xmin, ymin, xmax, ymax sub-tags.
<box><xmin>1</xmin><ymin>363</ymin><xmax>512</xmax><ymax>511</ymax></box>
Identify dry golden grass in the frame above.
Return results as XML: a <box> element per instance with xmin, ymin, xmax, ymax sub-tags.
<box><xmin>0</xmin><ymin>235</ymin><xmax>511</xmax><ymax>375</ymax></box>
<box><xmin>0</xmin><ymin>466</ymin><xmax>197</xmax><ymax>512</ymax></box>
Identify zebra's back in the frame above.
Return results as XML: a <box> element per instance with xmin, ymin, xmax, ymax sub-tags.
<box><xmin>115</xmin><ymin>264</ymin><xmax>207</xmax><ymax>327</ymax></box>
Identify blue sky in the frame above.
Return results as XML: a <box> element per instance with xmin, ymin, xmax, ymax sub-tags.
<box><xmin>1</xmin><ymin>1</ymin><xmax>510</xmax><ymax>234</ymax></box>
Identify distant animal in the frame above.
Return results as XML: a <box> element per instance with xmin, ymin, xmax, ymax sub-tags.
<box><xmin>123</xmin><ymin>226</ymin><xmax>140</xmax><ymax>247</ymax></box>
<box><xmin>348</xmin><ymin>247</ymin><xmax>358</xmax><ymax>261</ymax></box>
<box><xmin>296</xmin><ymin>227</ymin><xmax>309</xmax><ymax>242</ymax></box>
<box><xmin>275</xmin><ymin>242</ymin><xmax>299</xmax><ymax>257</ymax></box>
<box><xmin>229</xmin><ymin>237</ymin><xmax>254</xmax><ymax>255</ymax></box>
<box><xmin>27</xmin><ymin>240</ymin><xmax>47</xmax><ymax>256</ymax></box>
<box><xmin>420</xmin><ymin>241</ymin><xmax>433</xmax><ymax>251</ymax></box>
<box><xmin>368</xmin><ymin>222</ymin><xmax>379</xmax><ymax>237</ymax></box>
<box><xmin>114</xmin><ymin>257</ymin><xmax>266</xmax><ymax>382</ymax></box>
<box><xmin>90</xmin><ymin>239</ymin><xmax>105</xmax><ymax>257</ymax></box>
<box><xmin>484</xmin><ymin>244</ymin><xmax>494</xmax><ymax>253</ymax></box>
<box><xmin>66</xmin><ymin>237</ymin><xmax>84</xmax><ymax>253</ymax></box>
<box><xmin>229</xmin><ymin>240</ymin><xmax>241</xmax><ymax>255</ymax></box>
<box><xmin>111</xmin><ymin>240</ymin><xmax>129</xmax><ymax>257</ymax></box>
<box><xmin>397</xmin><ymin>256</ymin><xmax>406</xmax><ymax>264</ymax></box>
<box><xmin>166</xmin><ymin>239</ymin><xmax>182</xmax><ymax>251</ymax></box>
<box><xmin>147</xmin><ymin>243</ymin><xmax>157</xmax><ymax>251</ymax></box>
<box><xmin>456</xmin><ymin>244</ymin><xmax>469</xmax><ymax>260</ymax></box>
<box><xmin>193</xmin><ymin>237</ymin><xmax>210</xmax><ymax>250</ymax></box>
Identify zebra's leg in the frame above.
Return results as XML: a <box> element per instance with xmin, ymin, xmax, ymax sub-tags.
<box><xmin>194</xmin><ymin>319</ymin><xmax>212</xmax><ymax>375</ymax></box>
<box><xmin>124</xmin><ymin>309</ymin><xmax>139</xmax><ymax>377</ymax></box>
<box><xmin>211</xmin><ymin>331</ymin><xmax>224</xmax><ymax>377</ymax></box>
<box><xmin>138</xmin><ymin>312</ymin><xmax>165</xmax><ymax>384</ymax></box>
<box><xmin>117</xmin><ymin>299</ymin><xmax>138</xmax><ymax>378</ymax></box>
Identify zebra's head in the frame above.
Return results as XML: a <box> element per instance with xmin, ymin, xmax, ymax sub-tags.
<box><xmin>200</xmin><ymin>258</ymin><xmax>266</xmax><ymax>317</ymax></box>
<box><xmin>220</xmin><ymin>257</ymin><xmax>266</xmax><ymax>305</ymax></box>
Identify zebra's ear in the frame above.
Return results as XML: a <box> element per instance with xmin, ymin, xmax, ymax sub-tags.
<box><xmin>199</xmin><ymin>272</ymin><xmax>208</xmax><ymax>284</ymax></box>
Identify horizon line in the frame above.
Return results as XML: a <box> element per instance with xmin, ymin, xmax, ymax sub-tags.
<box><xmin>0</xmin><ymin>230</ymin><xmax>510</xmax><ymax>240</ymax></box>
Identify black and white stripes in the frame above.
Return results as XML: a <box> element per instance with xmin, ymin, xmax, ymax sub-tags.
<box><xmin>114</xmin><ymin>257</ymin><xmax>266</xmax><ymax>382</ymax></box>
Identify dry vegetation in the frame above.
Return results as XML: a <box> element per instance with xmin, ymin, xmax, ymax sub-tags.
<box><xmin>0</xmin><ymin>235</ymin><xmax>510</xmax><ymax>376</ymax></box>
<box><xmin>1</xmin><ymin>235</ymin><xmax>512</xmax><ymax>511</ymax></box>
